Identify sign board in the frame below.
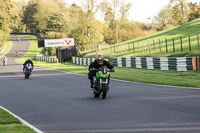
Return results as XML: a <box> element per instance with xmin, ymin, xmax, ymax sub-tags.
<box><xmin>44</xmin><ymin>38</ymin><xmax>75</xmax><ymax>47</ymax></box>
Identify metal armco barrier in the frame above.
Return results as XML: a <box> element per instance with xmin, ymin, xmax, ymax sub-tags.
<box><xmin>35</xmin><ymin>54</ymin><xmax>57</xmax><ymax>63</ymax></box>
<box><xmin>113</xmin><ymin>56</ymin><xmax>199</xmax><ymax>71</ymax></box>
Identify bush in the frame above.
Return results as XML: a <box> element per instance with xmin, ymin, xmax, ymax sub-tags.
<box><xmin>47</xmin><ymin>47</ymin><xmax>57</xmax><ymax>56</ymax></box>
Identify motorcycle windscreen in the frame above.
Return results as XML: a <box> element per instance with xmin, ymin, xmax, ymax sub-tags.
<box><xmin>101</xmin><ymin>65</ymin><xmax>108</xmax><ymax>74</ymax></box>
<box><xmin>26</xmin><ymin>63</ymin><xmax>32</xmax><ymax>69</ymax></box>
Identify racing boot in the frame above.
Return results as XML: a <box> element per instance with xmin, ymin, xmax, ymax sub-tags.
<box><xmin>90</xmin><ymin>80</ymin><xmax>94</xmax><ymax>88</ymax></box>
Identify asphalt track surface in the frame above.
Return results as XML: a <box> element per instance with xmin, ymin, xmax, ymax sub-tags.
<box><xmin>0</xmin><ymin>36</ymin><xmax>200</xmax><ymax>133</ymax></box>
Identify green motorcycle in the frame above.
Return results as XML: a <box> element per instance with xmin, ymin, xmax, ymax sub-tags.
<box><xmin>92</xmin><ymin>65</ymin><xmax>114</xmax><ymax>99</ymax></box>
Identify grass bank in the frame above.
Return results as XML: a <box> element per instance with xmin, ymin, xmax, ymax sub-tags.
<box><xmin>82</xmin><ymin>19</ymin><xmax>200</xmax><ymax>60</ymax></box>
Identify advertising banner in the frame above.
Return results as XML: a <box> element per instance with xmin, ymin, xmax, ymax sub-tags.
<box><xmin>44</xmin><ymin>38</ymin><xmax>75</xmax><ymax>47</ymax></box>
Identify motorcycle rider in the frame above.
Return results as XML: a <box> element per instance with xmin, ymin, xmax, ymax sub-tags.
<box><xmin>2</xmin><ymin>56</ymin><xmax>8</xmax><ymax>66</ymax></box>
<box><xmin>88</xmin><ymin>55</ymin><xmax>114</xmax><ymax>88</ymax></box>
<box><xmin>23</xmin><ymin>58</ymin><xmax>34</xmax><ymax>71</ymax></box>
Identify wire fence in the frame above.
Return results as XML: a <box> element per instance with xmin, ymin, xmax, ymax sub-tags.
<box><xmin>79</xmin><ymin>34</ymin><xmax>200</xmax><ymax>55</ymax></box>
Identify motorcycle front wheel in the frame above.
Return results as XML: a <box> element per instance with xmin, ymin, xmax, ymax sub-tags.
<box><xmin>25</xmin><ymin>70</ymin><xmax>30</xmax><ymax>79</ymax></box>
<box><xmin>101</xmin><ymin>84</ymin><xmax>108</xmax><ymax>99</ymax></box>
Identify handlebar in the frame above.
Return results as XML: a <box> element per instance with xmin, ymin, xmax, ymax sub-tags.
<box><xmin>90</xmin><ymin>68</ymin><xmax>115</xmax><ymax>72</ymax></box>
<box><xmin>90</xmin><ymin>68</ymin><xmax>99</xmax><ymax>72</ymax></box>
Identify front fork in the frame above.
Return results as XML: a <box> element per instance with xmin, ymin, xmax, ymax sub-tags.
<box><xmin>95</xmin><ymin>78</ymin><xmax>109</xmax><ymax>91</ymax></box>
<box><xmin>93</xmin><ymin>76</ymin><xmax>110</xmax><ymax>89</ymax></box>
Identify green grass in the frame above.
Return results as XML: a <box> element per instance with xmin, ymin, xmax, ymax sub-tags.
<box><xmin>0</xmin><ymin>109</ymin><xmax>20</xmax><ymax>125</ymax></box>
<box><xmin>112</xmin><ymin>67</ymin><xmax>200</xmax><ymax>88</ymax></box>
<box><xmin>0</xmin><ymin>108</ymin><xmax>35</xmax><ymax>133</ymax></box>
<box><xmin>0</xmin><ymin>124</ymin><xmax>35</xmax><ymax>133</ymax></box>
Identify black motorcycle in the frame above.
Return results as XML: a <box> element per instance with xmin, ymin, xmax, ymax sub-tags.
<box><xmin>24</xmin><ymin>63</ymin><xmax>33</xmax><ymax>79</ymax></box>
<box><xmin>92</xmin><ymin>65</ymin><xmax>114</xmax><ymax>99</ymax></box>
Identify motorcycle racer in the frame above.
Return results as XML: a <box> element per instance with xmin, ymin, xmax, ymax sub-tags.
<box><xmin>88</xmin><ymin>55</ymin><xmax>114</xmax><ymax>88</ymax></box>
<box><xmin>23</xmin><ymin>58</ymin><xmax>34</xmax><ymax>72</ymax></box>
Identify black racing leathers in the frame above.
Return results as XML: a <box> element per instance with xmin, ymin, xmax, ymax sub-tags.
<box><xmin>88</xmin><ymin>59</ymin><xmax>114</xmax><ymax>81</ymax></box>
<box><xmin>23</xmin><ymin>60</ymin><xmax>34</xmax><ymax>70</ymax></box>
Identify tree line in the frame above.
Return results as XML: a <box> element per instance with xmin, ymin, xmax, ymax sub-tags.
<box><xmin>0</xmin><ymin>0</ymin><xmax>200</xmax><ymax>56</ymax></box>
<box><xmin>154</xmin><ymin>0</ymin><xmax>200</xmax><ymax>30</ymax></box>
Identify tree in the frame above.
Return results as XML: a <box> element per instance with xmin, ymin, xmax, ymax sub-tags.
<box><xmin>47</xmin><ymin>12</ymin><xmax>68</xmax><ymax>32</ymax></box>
<box><xmin>154</xmin><ymin>4</ymin><xmax>173</xmax><ymax>30</ymax></box>
<box><xmin>0</xmin><ymin>0</ymin><xmax>19</xmax><ymax>31</ymax></box>
<box><xmin>69</xmin><ymin>15</ymin><xmax>106</xmax><ymax>51</ymax></box>
<box><xmin>170</xmin><ymin>0</ymin><xmax>190</xmax><ymax>25</ymax></box>
<box><xmin>0</xmin><ymin>0</ymin><xmax>20</xmax><ymax>47</ymax></box>
<box><xmin>22</xmin><ymin>0</ymin><xmax>38</xmax><ymax>31</ymax></box>
<box><xmin>67</xmin><ymin>4</ymin><xmax>88</xmax><ymax>48</ymax></box>
<box><xmin>13</xmin><ymin>0</ymin><xmax>27</xmax><ymax>32</ymax></box>
<box><xmin>69</xmin><ymin>21</ymin><xmax>89</xmax><ymax>49</ymax></box>
<box><xmin>100</xmin><ymin>0</ymin><xmax>132</xmax><ymax>44</ymax></box>
<box><xmin>22</xmin><ymin>0</ymin><xmax>68</xmax><ymax>32</ymax></box>
<box><xmin>119</xmin><ymin>1</ymin><xmax>131</xmax><ymax>23</ymax></box>
<box><xmin>101</xmin><ymin>0</ymin><xmax>119</xmax><ymax>29</ymax></box>
<box><xmin>67</xmin><ymin>4</ymin><xmax>85</xmax><ymax>31</ymax></box>
<box><xmin>68</xmin><ymin>1</ymin><xmax>107</xmax><ymax>50</ymax></box>
<box><xmin>101</xmin><ymin>0</ymin><xmax>131</xmax><ymax>29</ymax></box>
<box><xmin>82</xmin><ymin>0</ymin><xmax>100</xmax><ymax>41</ymax></box>
<box><xmin>188</xmin><ymin>2</ymin><xmax>200</xmax><ymax>21</ymax></box>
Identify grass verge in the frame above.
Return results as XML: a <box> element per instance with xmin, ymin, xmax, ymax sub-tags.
<box><xmin>0</xmin><ymin>108</ymin><xmax>35</xmax><ymax>133</ymax></box>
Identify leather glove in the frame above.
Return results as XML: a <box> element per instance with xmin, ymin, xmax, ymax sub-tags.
<box><xmin>110</xmin><ymin>68</ymin><xmax>115</xmax><ymax>72</ymax></box>
<box><xmin>90</xmin><ymin>68</ymin><xmax>97</xmax><ymax>71</ymax></box>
